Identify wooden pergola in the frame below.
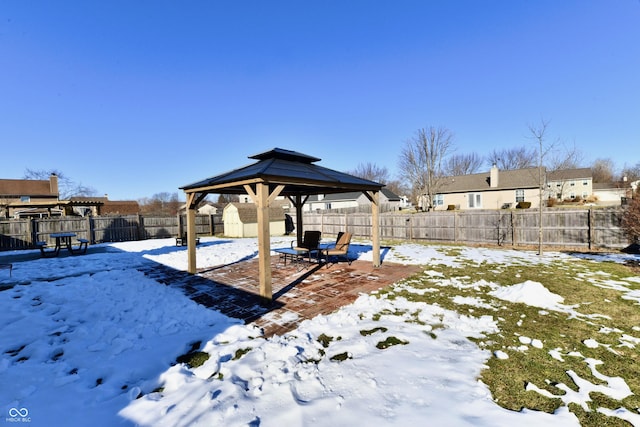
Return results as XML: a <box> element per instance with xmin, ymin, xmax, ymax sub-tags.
<box><xmin>180</xmin><ymin>148</ymin><xmax>385</xmax><ymax>302</ymax></box>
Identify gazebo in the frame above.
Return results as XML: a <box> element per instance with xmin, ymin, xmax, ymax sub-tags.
<box><xmin>180</xmin><ymin>148</ymin><xmax>385</xmax><ymax>302</ymax></box>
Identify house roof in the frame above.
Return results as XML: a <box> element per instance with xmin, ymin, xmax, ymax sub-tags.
<box><xmin>101</xmin><ymin>200</ymin><xmax>140</xmax><ymax>215</ymax></box>
<box><xmin>593</xmin><ymin>181</ymin><xmax>632</xmax><ymax>190</ymax></box>
<box><xmin>224</xmin><ymin>203</ymin><xmax>285</xmax><ymax>223</ymax></box>
<box><xmin>318</xmin><ymin>188</ymin><xmax>401</xmax><ymax>202</ymax></box>
<box><xmin>547</xmin><ymin>168</ymin><xmax>592</xmax><ymax>181</ymax></box>
<box><xmin>438</xmin><ymin>167</ymin><xmax>543</xmax><ymax>194</ymax></box>
<box><xmin>68</xmin><ymin>196</ymin><xmax>108</xmax><ymax>206</ymax></box>
<box><xmin>0</xmin><ymin>179</ymin><xmax>55</xmax><ymax>197</ymax></box>
<box><xmin>181</xmin><ymin>148</ymin><xmax>384</xmax><ymax>198</ymax></box>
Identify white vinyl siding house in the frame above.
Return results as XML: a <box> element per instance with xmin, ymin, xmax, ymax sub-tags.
<box><xmin>429</xmin><ymin>167</ymin><xmax>599</xmax><ymax>211</ymax></box>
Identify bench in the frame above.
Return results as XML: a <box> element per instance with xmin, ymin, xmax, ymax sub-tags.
<box><xmin>176</xmin><ymin>235</ymin><xmax>200</xmax><ymax>246</ymax></box>
<box><xmin>72</xmin><ymin>238</ymin><xmax>89</xmax><ymax>255</ymax></box>
<box><xmin>36</xmin><ymin>241</ymin><xmax>58</xmax><ymax>257</ymax></box>
<box><xmin>0</xmin><ymin>263</ymin><xmax>11</xmax><ymax>277</ymax></box>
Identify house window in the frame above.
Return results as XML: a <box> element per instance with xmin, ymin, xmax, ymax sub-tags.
<box><xmin>570</xmin><ymin>192</ymin><xmax>576</xmax><ymax>199</ymax></box>
<box><xmin>468</xmin><ymin>193</ymin><xmax>482</xmax><ymax>208</ymax></box>
<box><xmin>515</xmin><ymin>189</ymin><xmax>525</xmax><ymax>203</ymax></box>
<box><xmin>570</xmin><ymin>181</ymin><xmax>575</xmax><ymax>186</ymax></box>
<box><xmin>582</xmin><ymin>192</ymin><xmax>588</xmax><ymax>198</ymax></box>
<box><xmin>324</xmin><ymin>203</ymin><xmax>332</xmax><ymax>210</ymax></box>
<box><xmin>20</xmin><ymin>196</ymin><xmax>31</xmax><ymax>202</ymax></box>
<box><xmin>583</xmin><ymin>180</ymin><xmax>588</xmax><ymax>185</ymax></box>
<box><xmin>433</xmin><ymin>194</ymin><xmax>444</xmax><ymax>206</ymax></box>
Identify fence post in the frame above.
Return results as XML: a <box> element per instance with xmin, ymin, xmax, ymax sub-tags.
<box><xmin>27</xmin><ymin>218</ymin><xmax>34</xmax><ymax>246</ymax></box>
<box><xmin>137</xmin><ymin>214</ymin><xmax>144</xmax><ymax>241</ymax></box>
<box><xmin>587</xmin><ymin>208</ymin><xmax>595</xmax><ymax>250</ymax></box>
<box><xmin>510</xmin><ymin>210</ymin><xmax>515</xmax><ymax>247</ymax></box>
<box><xmin>30</xmin><ymin>218</ymin><xmax>37</xmax><ymax>245</ymax></box>
<box><xmin>453</xmin><ymin>211</ymin><xmax>458</xmax><ymax>243</ymax></box>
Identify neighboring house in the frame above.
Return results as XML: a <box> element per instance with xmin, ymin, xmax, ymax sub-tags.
<box><xmin>197</xmin><ymin>202</ymin><xmax>218</xmax><ymax>215</ymax></box>
<box><xmin>592</xmin><ymin>181</ymin><xmax>635</xmax><ymax>206</ymax></box>
<box><xmin>426</xmin><ymin>166</ymin><xmax>611</xmax><ymax>211</ymax></box>
<box><xmin>0</xmin><ymin>174</ymin><xmax>62</xmax><ymax>218</ymax></box>
<box><xmin>0</xmin><ymin>175</ymin><xmax>139</xmax><ymax>218</ymax></box>
<box><xmin>222</xmin><ymin>203</ymin><xmax>285</xmax><ymax>237</ymax></box>
<box><xmin>430</xmin><ymin>165</ymin><xmax>543</xmax><ymax>210</ymax></box>
<box><xmin>303</xmin><ymin>188</ymin><xmax>402</xmax><ymax>212</ymax></box>
<box><xmin>179</xmin><ymin>201</ymin><xmax>220</xmax><ymax>215</ymax></box>
<box><xmin>546</xmin><ymin>168</ymin><xmax>593</xmax><ymax>201</ymax></box>
<box><xmin>68</xmin><ymin>196</ymin><xmax>140</xmax><ymax>216</ymax></box>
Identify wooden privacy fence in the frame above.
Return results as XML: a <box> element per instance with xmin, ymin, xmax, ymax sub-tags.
<box><xmin>0</xmin><ymin>209</ymin><xmax>629</xmax><ymax>252</ymax></box>
<box><xmin>298</xmin><ymin>208</ymin><xmax>629</xmax><ymax>250</ymax></box>
<box><xmin>0</xmin><ymin>214</ymin><xmax>223</xmax><ymax>251</ymax></box>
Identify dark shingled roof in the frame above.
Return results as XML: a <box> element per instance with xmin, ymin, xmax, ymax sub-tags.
<box><xmin>181</xmin><ymin>148</ymin><xmax>384</xmax><ymax>196</ymax></box>
<box><xmin>438</xmin><ymin>167</ymin><xmax>542</xmax><ymax>194</ymax></box>
<box><xmin>0</xmin><ymin>179</ymin><xmax>55</xmax><ymax>197</ymax></box>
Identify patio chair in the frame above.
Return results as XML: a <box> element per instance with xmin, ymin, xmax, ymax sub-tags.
<box><xmin>319</xmin><ymin>232</ymin><xmax>353</xmax><ymax>267</ymax></box>
<box><xmin>291</xmin><ymin>230</ymin><xmax>322</xmax><ymax>262</ymax></box>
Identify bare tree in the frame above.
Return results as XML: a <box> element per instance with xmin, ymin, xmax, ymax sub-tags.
<box><xmin>398</xmin><ymin>126</ymin><xmax>454</xmax><ymax>211</ymax></box>
<box><xmin>139</xmin><ymin>192</ymin><xmax>182</xmax><ymax>216</ymax></box>
<box><xmin>591</xmin><ymin>158</ymin><xmax>616</xmax><ymax>183</ymax></box>
<box><xmin>621</xmin><ymin>162</ymin><xmax>640</xmax><ymax>183</ymax></box>
<box><xmin>621</xmin><ymin>185</ymin><xmax>640</xmax><ymax>244</ymax></box>
<box><xmin>545</xmin><ymin>141</ymin><xmax>584</xmax><ymax>171</ymax></box>
<box><xmin>444</xmin><ymin>153</ymin><xmax>484</xmax><ymax>176</ymax></box>
<box><xmin>347</xmin><ymin>162</ymin><xmax>390</xmax><ymax>184</ymax></box>
<box><xmin>23</xmin><ymin>168</ymin><xmax>97</xmax><ymax>199</ymax></box>
<box><xmin>347</xmin><ymin>162</ymin><xmax>407</xmax><ymax>197</ymax></box>
<box><xmin>487</xmin><ymin>146</ymin><xmax>537</xmax><ymax>170</ymax></box>
<box><xmin>528</xmin><ymin>119</ymin><xmax>557</xmax><ymax>255</ymax></box>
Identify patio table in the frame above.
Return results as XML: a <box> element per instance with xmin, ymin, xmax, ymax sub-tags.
<box><xmin>49</xmin><ymin>232</ymin><xmax>77</xmax><ymax>256</ymax></box>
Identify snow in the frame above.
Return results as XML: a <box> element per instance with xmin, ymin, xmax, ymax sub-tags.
<box><xmin>1</xmin><ymin>237</ymin><xmax>639</xmax><ymax>426</ymax></box>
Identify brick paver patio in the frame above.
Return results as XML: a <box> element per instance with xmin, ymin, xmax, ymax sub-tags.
<box><xmin>140</xmin><ymin>256</ymin><xmax>421</xmax><ymax>338</ymax></box>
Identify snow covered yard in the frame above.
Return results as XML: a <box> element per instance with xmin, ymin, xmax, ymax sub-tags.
<box><xmin>1</xmin><ymin>237</ymin><xmax>639</xmax><ymax>426</ymax></box>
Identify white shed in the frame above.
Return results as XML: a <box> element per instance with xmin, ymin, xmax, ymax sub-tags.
<box><xmin>222</xmin><ymin>203</ymin><xmax>286</xmax><ymax>237</ymax></box>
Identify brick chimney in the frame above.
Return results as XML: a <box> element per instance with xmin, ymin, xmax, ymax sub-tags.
<box><xmin>490</xmin><ymin>164</ymin><xmax>499</xmax><ymax>188</ymax></box>
<box><xmin>49</xmin><ymin>173</ymin><xmax>59</xmax><ymax>197</ymax></box>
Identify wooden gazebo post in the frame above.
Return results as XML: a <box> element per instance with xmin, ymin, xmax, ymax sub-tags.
<box><xmin>186</xmin><ymin>192</ymin><xmax>198</xmax><ymax>274</ymax></box>
<box><xmin>364</xmin><ymin>190</ymin><xmax>381</xmax><ymax>267</ymax></box>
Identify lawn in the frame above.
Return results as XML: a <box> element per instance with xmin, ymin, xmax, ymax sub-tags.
<box><xmin>1</xmin><ymin>237</ymin><xmax>639</xmax><ymax>426</ymax></box>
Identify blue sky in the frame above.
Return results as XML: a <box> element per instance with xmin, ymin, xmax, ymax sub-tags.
<box><xmin>1</xmin><ymin>1</ymin><xmax>639</xmax><ymax>200</ymax></box>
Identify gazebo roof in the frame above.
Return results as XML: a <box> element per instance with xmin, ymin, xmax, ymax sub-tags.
<box><xmin>180</xmin><ymin>148</ymin><xmax>384</xmax><ymax>196</ymax></box>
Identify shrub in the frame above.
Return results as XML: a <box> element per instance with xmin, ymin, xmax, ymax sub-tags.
<box><xmin>516</xmin><ymin>201</ymin><xmax>531</xmax><ymax>209</ymax></box>
<box><xmin>622</xmin><ymin>187</ymin><xmax>640</xmax><ymax>243</ymax></box>
<box><xmin>446</xmin><ymin>204</ymin><xmax>456</xmax><ymax>211</ymax></box>
<box><xmin>547</xmin><ymin>198</ymin><xmax>557</xmax><ymax>207</ymax></box>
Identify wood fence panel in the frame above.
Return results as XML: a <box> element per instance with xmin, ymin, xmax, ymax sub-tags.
<box><xmin>92</xmin><ymin>215</ymin><xmax>140</xmax><ymax>242</ymax></box>
<box><xmin>0</xmin><ymin>219</ymin><xmax>31</xmax><ymax>249</ymax></box>
<box><xmin>592</xmin><ymin>209</ymin><xmax>627</xmax><ymax>248</ymax></box>
<box><xmin>380</xmin><ymin>214</ymin><xmax>412</xmax><ymax>240</ymax></box>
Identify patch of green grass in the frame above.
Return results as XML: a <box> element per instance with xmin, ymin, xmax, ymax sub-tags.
<box><xmin>233</xmin><ymin>347</ymin><xmax>252</xmax><ymax>360</ymax></box>
<box><xmin>176</xmin><ymin>351</ymin><xmax>210</xmax><ymax>368</ymax></box>
<box><xmin>330</xmin><ymin>352</ymin><xmax>351</xmax><ymax>362</ymax></box>
<box><xmin>317</xmin><ymin>333</ymin><xmax>338</xmax><ymax>348</ymax></box>
<box><xmin>376</xmin><ymin>336</ymin><xmax>409</xmax><ymax>349</ymax></box>
<box><xmin>371</xmin><ymin>244</ymin><xmax>640</xmax><ymax>426</ymax></box>
<box><xmin>360</xmin><ymin>327</ymin><xmax>388</xmax><ymax>336</ymax></box>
